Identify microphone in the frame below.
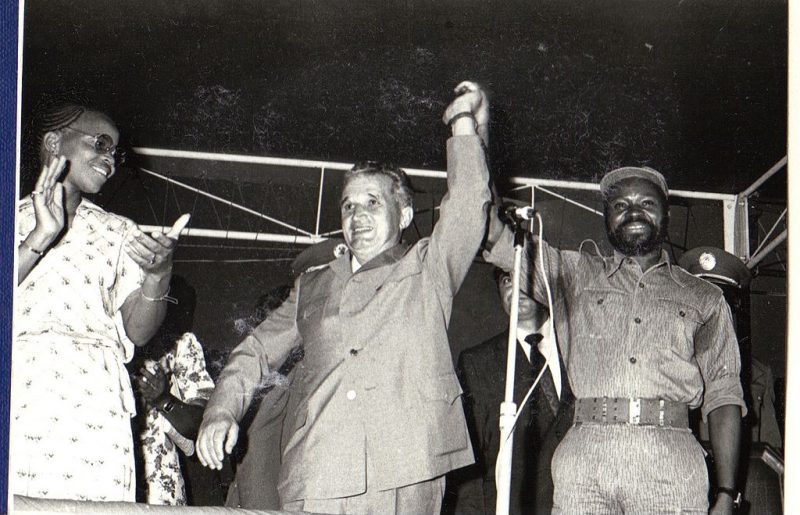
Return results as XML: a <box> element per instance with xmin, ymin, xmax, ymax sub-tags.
<box><xmin>503</xmin><ymin>204</ymin><xmax>536</xmax><ymax>221</ymax></box>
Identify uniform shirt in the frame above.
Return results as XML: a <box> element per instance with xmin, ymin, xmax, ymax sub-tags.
<box><xmin>486</xmin><ymin>235</ymin><xmax>746</xmax><ymax>421</ymax></box>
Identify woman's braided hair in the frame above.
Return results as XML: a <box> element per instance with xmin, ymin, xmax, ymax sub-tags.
<box><xmin>34</xmin><ymin>103</ymin><xmax>87</xmax><ymax>166</ymax></box>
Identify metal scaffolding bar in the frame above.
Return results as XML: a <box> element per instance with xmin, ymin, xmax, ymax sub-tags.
<box><xmin>746</xmin><ymin>229</ymin><xmax>787</xmax><ymax>270</ymax></box>
<box><xmin>133</xmin><ymin>148</ymin><xmax>740</xmax><ymax>246</ymax></box>
<box><xmin>741</xmin><ymin>156</ymin><xmax>787</xmax><ymax>197</ymax></box>
<box><xmin>140</xmin><ymin>225</ymin><xmax>321</xmax><ymax>245</ymax></box>
<box><xmin>138</xmin><ymin>167</ymin><xmax>313</xmax><ymax>236</ymax></box>
<box><xmin>132</xmin><ymin>147</ymin><xmax>448</xmax><ymax>179</ymax></box>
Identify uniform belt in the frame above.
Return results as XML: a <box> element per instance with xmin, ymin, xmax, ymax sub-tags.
<box><xmin>573</xmin><ymin>397</ymin><xmax>689</xmax><ymax>428</ymax></box>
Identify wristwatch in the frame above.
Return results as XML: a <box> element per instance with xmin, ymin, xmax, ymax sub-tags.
<box><xmin>716</xmin><ymin>487</ymin><xmax>742</xmax><ymax>509</ymax></box>
<box><xmin>156</xmin><ymin>395</ymin><xmax>175</xmax><ymax>413</ymax></box>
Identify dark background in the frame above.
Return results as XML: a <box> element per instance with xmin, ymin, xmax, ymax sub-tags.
<box><xmin>18</xmin><ymin>1</ymin><xmax>787</xmax><ymax>392</ymax></box>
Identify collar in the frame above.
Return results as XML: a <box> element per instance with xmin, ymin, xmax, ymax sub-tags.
<box><xmin>76</xmin><ymin>197</ymin><xmax>102</xmax><ymax>213</ymax></box>
<box><xmin>515</xmin><ymin>320</ymin><xmax>551</xmax><ymax>350</ymax></box>
<box><xmin>606</xmin><ymin>248</ymin><xmax>683</xmax><ymax>285</ymax></box>
<box><xmin>332</xmin><ymin>242</ymin><xmax>411</xmax><ymax>277</ymax></box>
<box><xmin>353</xmin><ymin>242</ymin><xmax>410</xmax><ymax>274</ymax></box>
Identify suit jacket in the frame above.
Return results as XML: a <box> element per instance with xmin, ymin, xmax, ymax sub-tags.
<box><xmin>204</xmin><ymin>136</ymin><xmax>490</xmax><ymax>502</ymax></box>
<box><xmin>454</xmin><ymin>330</ymin><xmax>574</xmax><ymax>515</ymax></box>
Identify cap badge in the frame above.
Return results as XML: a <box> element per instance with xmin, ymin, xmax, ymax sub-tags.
<box><xmin>333</xmin><ymin>243</ymin><xmax>348</xmax><ymax>258</ymax></box>
<box><xmin>698</xmin><ymin>252</ymin><xmax>717</xmax><ymax>271</ymax></box>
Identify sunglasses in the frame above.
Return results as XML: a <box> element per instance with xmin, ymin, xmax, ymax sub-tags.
<box><xmin>62</xmin><ymin>126</ymin><xmax>126</xmax><ymax>164</ymax></box>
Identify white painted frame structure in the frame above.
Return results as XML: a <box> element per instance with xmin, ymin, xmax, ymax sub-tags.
<box><xmin>133</xmin><ymin>147</ymin><xmax>786</xmax><ymax>265</ymax></box>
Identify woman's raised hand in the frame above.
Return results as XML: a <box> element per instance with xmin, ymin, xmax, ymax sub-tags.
<box><xmin>29</xmin><ymin>156</ymin><xmax>67</xmax><ymax>248</ymax></box>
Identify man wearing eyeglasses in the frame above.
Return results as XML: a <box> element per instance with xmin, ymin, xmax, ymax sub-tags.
<box><xmin>197</xmin><ymin>81</ymin><xmax>491</xmax><ymax>514</ymax></box>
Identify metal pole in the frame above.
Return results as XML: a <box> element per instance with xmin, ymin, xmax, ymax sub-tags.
<box><xmin>139</xmin><ymin>225</ymin><xmax>322</xmax><ymax>245</ymax></box>
<box><xmin>132</xmin><ymin>146</ymin><xmax>449</xmax><ymax>179</ymax></box>
<box><xmin>745</xmin><ymin>229</ymin><xmax>787</xmax><ymax>270</ymax></box>
<box><xmin>741</xmin><ymin>156</ymin><xmax>787</xmax><ymax>197</ymax></box>
<box><xmin>495</xmin><ymin>234</ymin><xmax>525</xmax><ymax>515</ymax></box>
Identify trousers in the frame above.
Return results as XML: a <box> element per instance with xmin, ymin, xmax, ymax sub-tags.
<box><xmin>282</xmin><ymin>475</ymin><xmax>445</xmax><ymax>515</ymax></box>
<box><xmin>552</xmin><ymin>424</ymin><xmax>709</xmax><ymax>514</ymax></box>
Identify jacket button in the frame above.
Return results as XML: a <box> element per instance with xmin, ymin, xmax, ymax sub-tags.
<box><xmin>350</xmin><ymin>349</ymin><xmax>358</xmax><ymax>356</ymax></box>
<box><xmin>629</xmin><ymin>356</ymin><xmax>637</xmax><ymax>364</ymax></box>
<box><xmin>597</xmin><ymin>298</ymin><xmax>604</xmax><ymax>305</ymax></box>
<box><xmin>634</xmin><ymin>317</ymin><xmax>642</xmax><ymax>324</ymax></box>
<box><xmin>346</xmin><ymin>390</ymin><xmax>357</xmax><ymax>400</ymax></box>
<box><xmin>638</xmin><ymin>282</ymin><xmax>645</xmax><ymax>289</ymax></box>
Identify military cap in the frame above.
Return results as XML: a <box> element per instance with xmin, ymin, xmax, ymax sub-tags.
<box><xmin>600</xmin><ymin>166</ymin><xmax>669</xmax><ymax>198</ymax></box>
<box><xmin>678</xmin><ymin>246</ymin><xmax>751</xmax><ymax>288</ymax></box>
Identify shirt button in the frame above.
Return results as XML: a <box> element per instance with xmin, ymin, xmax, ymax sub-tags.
<box><xmin>346</xmin><ymin>390</ymin><xmax>357</xmax><ymax>401</ymax></box>
<box><xmin>634</xmin><ymin>317</ymin><xmax>642</xmax><ymax>324</ymax></box>
<box><xmin>679</xmin><ymin>310</ymin><xmax>686</xmax><ymax>317</ymax></box>
<box><xmin>350</xmin><ymin>349</ymin><xmax>358</xmax><ymax>356</ymax></box>
<box><xmin>629</xmin><ymin>356</ymin><xmax>637</xmax><ymax>364</ymax></box>
<box><xmin>597</xmin><ymin>298</ymin><xmax>604</xmax><ymax>305</ymax></box>
<box><xmin>638</xmin><ymin>282</ymin><xmax>645</xmax><ymax>289</ymax></box>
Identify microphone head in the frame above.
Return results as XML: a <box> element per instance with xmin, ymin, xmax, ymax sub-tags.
<box><xmin>501</xmin><ymin>203</ymin><xmax>535</xmax><ymax>221</ymax></box>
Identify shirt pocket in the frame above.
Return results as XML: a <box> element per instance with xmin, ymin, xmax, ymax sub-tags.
<box><xmin>655</xmin><ymin>297</ymin><xmax>704</xmax><ymax>360</ymax></box>
<box><xmin>575</xmin><ymin>286</ymin><xmax>628</xmax><ymax>340</ymax></box>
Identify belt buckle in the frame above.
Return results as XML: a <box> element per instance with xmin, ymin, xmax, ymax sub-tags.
<box><xmin>629</xmin><ymin>398</ymin><xmax>641</xmax><ymax>425</ymax></box>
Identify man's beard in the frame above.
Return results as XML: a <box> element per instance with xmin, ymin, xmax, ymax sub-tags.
<box><xmin>606</xmin><ymin>216</ymin><xmax>669</xmax><ymax>256</ymax></box>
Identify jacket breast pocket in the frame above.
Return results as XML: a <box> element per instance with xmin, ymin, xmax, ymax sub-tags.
<box><xmin>419</xmin><ymin>373</ymin><xmax>468</xmax><ymax>455</ymax></box>
<box><xmin>655</xmin><ymin>297</ymin><xmax>704</xmax><ymax>359</ymax></box>
<box><xmin>296</xmin><ymin>298</ymin><xmax>326</xmax><ymax>338</ymax></box>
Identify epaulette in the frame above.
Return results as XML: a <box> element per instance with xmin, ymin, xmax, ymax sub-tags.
<box><xmin>301</xmin><ymin>263</ymin><xmax>331</xmax><ymax>275</ymax></box>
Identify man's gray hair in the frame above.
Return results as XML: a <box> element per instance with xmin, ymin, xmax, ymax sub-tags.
<box><xmin>344</xmin><ymin>161</ymin><xmax>414</xmax><ymax>209</ymax></box>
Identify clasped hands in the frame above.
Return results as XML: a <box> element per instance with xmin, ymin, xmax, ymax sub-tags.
<box><xmin>442</xmin><ymin>80</ymin><xmax>490</xmax><ymax>133</ymax></box>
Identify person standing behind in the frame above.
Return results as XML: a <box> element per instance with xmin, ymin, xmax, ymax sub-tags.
<box><xmin>454</xmin><ymin>269</ymin><xmax>573</xmax><ymax>514</ymax></box>
<box><xmin>484</xmin><ymin>166</ymin><xmax>746</xmax><ymax>514</ymax></box>
<box><xmin>135</xmin><ymin>331</ymin><xmax>215</xmax><ymax>505</ymax></box>
<box><xmin>11</xmin><ymin>103</ymin><xmax>186</xmax><ymax>502</ymax></box>
<box><xmin>196</xmin><ymin>81</ymin><xmax>492</xmax><ymax>514</ymax></box>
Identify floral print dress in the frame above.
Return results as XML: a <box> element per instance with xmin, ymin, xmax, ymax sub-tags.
<box><xmin>140</xmin><ymin>332</ymin><xmax>215</xmax><ymax>505</ymax></box>
<box><xmin>11</xmin><ymin>198</ymin><xmax>143</xmax><ymax>502</ymax></box>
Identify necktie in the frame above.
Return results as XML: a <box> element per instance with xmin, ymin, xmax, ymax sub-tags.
<box><xmin>525</xmin><ymin>333</ymin><xmax>560</xmax><ymax>417</ymax></box>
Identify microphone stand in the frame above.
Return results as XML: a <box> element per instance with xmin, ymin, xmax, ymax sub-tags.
<box><xmin>495</xmin><ymin>219</ymin><xmax>528</xmax><ymax>515</ymax></box>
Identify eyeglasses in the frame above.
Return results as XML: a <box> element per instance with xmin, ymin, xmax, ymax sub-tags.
<box><xmin>62</xmin><ymin>126</ymin><xmax>126</xmax><ymax>164</ymax></box>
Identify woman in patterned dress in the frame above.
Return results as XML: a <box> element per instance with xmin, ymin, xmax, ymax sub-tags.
<box><xmin>11</xmin><ymin>104</ymin><xmax>187</xmax><ymax>502</ymax></box>
<box><xmin>135</xmin><ymin>332</ymin><xmax>215</xmax><ymax>505</ymax></box>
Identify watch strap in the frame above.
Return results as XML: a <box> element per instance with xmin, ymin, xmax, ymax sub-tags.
<box><xmin>156</xmin><ymin>394</ymin><xmax>176</xmax><ymax>413</ymax></box>
<box><xmin>716</xmin><ymin>487</ymin><xmax>742</xmax><ymax>508</ymax></box>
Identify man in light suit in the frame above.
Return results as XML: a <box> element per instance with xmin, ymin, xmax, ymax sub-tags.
<box><xmin>453</xmin><ymin>269</ymin><xmax>573</xmax><ymax>514</ymax></box>
<box><xmin>196</xmin><ymin>81</ymin><xmax>492</xmax><ymax>514</ymax></box>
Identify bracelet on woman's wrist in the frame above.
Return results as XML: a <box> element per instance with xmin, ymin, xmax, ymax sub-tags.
<box><xmin>140</xmin><ymin>286</ymin><xmax>178</xmax><ymax>304</ymax></box>
<box><xmin>20</xmin><ymin>240</ymin><xmax>45</xmax><ymax>257</ymax></box>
